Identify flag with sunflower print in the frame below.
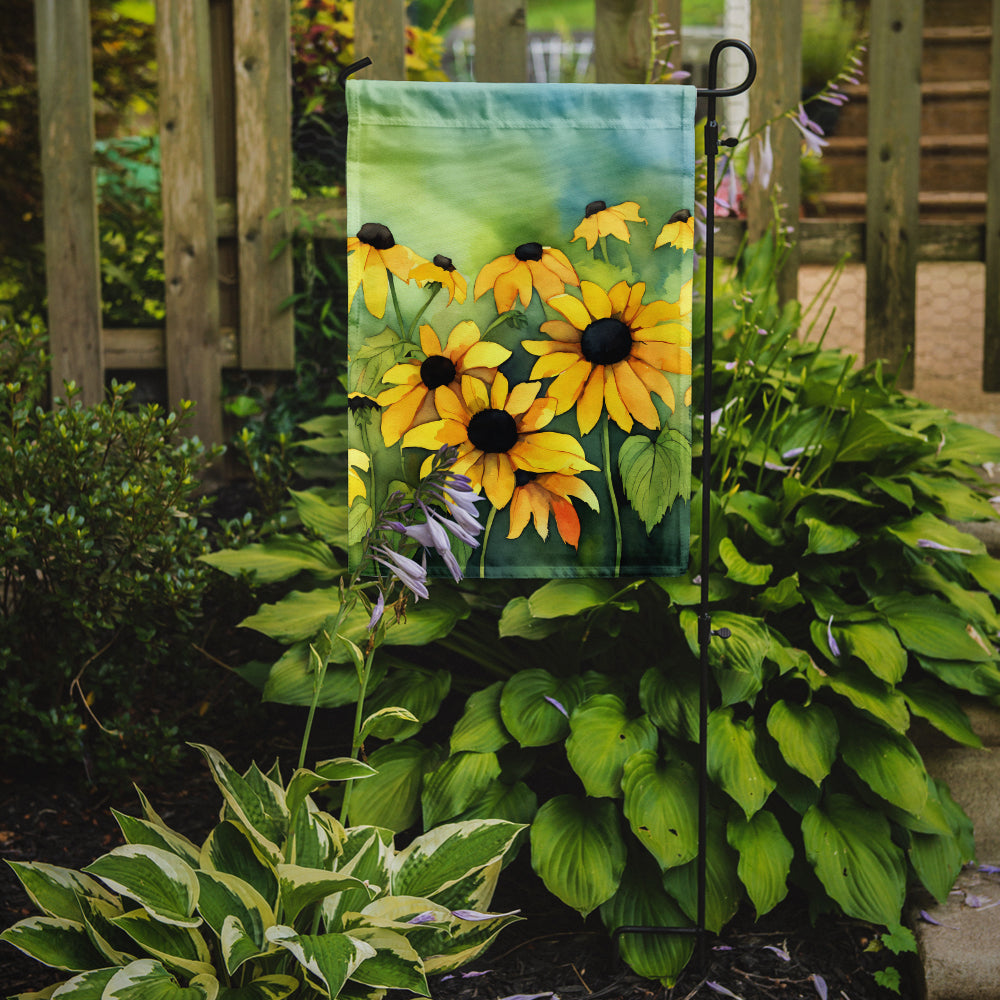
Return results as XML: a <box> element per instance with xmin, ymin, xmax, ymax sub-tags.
<box><xmin>347</xmin><ymin>80</ymin><xmax>696</xmax><ymax>578</ymax></box>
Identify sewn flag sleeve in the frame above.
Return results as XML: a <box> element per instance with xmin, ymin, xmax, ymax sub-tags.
<box><xmin>347</xmin><ymin>80</ymin><xmax>696</xmax><ymax>579</ymax></box>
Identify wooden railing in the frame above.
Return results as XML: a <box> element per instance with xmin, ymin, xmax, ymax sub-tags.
<box><xmin>33</xmin><ymin>0</ymin><xmax>1000</xmax><ymax>444</ymax></box>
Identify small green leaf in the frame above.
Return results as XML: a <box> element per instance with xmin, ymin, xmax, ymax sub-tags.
<box><xmin>450</xmin><ymin>682</ymin><xmax>511</xmax><ymax>754</ymax></box>
<box><xmin>499</xmin><ymin>670</ymin><xmax>584</xmax><ymax>747</ymax></box>
<box><xmin>727</xmin><ymin>811</ymin><xmax>793</xmax><ymax>917</ymax></box>
<box><xmin>621</xmin><ymin>751</ymin><xmax>698</xmax><ymax>870</ymax></box>
<box><xmin>765</xmin><ymin>700</ymin><xmax>838</xmax><ymax>786</ymax></box>
<box><xmin>707</xmin><ymin>707</ymin><xmax>776</xmax><ymax>818</ymax></box>
<box><xmin>618</xmin><ymin>430</ymin><xmax>691</xmax><ymax>532</ymax></box>
<box><xmin>803</xmin><ymin>517</ymin><xmax>859</xmax><ymax>555</ymax></box>
<box><xmin>718</xmin><ymin>537</ymin><xmax>772</xmax><ymax>586</ymax></box>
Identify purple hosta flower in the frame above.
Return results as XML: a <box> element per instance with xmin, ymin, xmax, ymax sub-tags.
<box><xmin>451</xmin><ymin>908</ymin><xmax>521</xmax><ymax>921</ymax></box>
<box><xmin>544</xmin><ymin>695</ymin><xmax>569</xmax><ymax>718</ymax></box>
<box><xmin>763</xmin><ymin>944</ymin><xmax>790</xmax><ymax>962</ymax></box>
<box><xmin>497</xmin><ymin>994</ymin><xmax>558</xmax><ymax>1000</ymax></box>
<box><xmin>747</xmin><ymin>125</ymin><xmax>774</xmax><ymax>191</ymax></box>
<box><xmin>372</xmin><ymin>546</ymin><xmax>429</xmax><ymax>600</ymax></box>
<box><xmin>368</xmin><ymin>590</ymin><xmax>385</xmax><ymax>630</ymax></box>
<box><xmin>827</xmin><ymin>615</ymin><xmax>841</xmax><ymax>658</ymax></box>
<box><xmin>791</xmin><ymin>104</ymin><xmax>828</xmax><ymax>157</ymax></box>
<box><xmin>919</xmin><ymin>909</ymin><xmax>958</xmax><ymax>929</ymax></box>
<box><xmin>917</xmin><ymin>538</ymin><xmax>973</xmax><ymax>555</ymax></box>
<box><xmin>407</xmin><ymin>911</ymin><xmax>438</xmax><ymax>925</ymax></box>
<box><xmin>441</xmin><ymin>970</ymin><xmax>493</xmax><ymax>982</ymax></box>
<box><xmin>706</xmin><ymin>982</ymin><xmax>742</xmax><ymax>999</ymax></box>
<box><xmin>979</xmin><ymin>864</ymin><xmax>1000</xmax><ymax>874</ymax></box>
<box><xmin>812</xmin><ymin>974</ymin><xmax>828</xmax><ymax>1000</ymax></box>
<box><xmin>400</xmin><ymin>513</ymin><xmax>463</xmax><ymax>582</ymax></box>
<box><xmin>715</xmin><ymin>156</ymin><xmax>742</xmax><ymax>216</ymax></box>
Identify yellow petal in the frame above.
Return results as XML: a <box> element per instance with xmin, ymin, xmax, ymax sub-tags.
<box><xmin>474</xmin><ymin>254</ymin><xmax>516</xmax><ymax>300</ymax></box>
<box><xmin>518</xmin><ymin>395</ymin><xmax>558</xmax><ymax>432</ymax></box>
<box><xmin>529</xmin><ymin>260</ymin><xmax>570</xmax><ymax>303</ymax></box>
<box><xmin>613</xmin><ymin>361</ymin><xmax>659</xmax><ymax>430</ymax></box>
<box><xmin>548</xmin><ymin>359</ymin><xmax>592</xmax><ymax>414</ymax></box>
<box><xmin>581</xmin><ymin>281</ymin><xmax>613</xmax><ymax>321</ymax></box>
<box><xmin>462</xmin><ymin>340</ymin><xmax>512</xmax><ymax>370</ymax></box>
<box><xmin>506</xmin><ymin>380</ymin><xmax>542</xmax><ymax>417</ymax></box>
<box><xmin>434</xmin><ymin>384</ymin><xmax>470</xmax><ymax>422</ymax></box>
<box><xmin>604</xmin><ymin>365</ymin><xmax>636</xmax><ymax>432</ymax></box>
<box><xmin>551</xmin><ymin>496</ymin><xmax>580</xmax><ymax>548</ymax></box>
<box><xmin>494</xmin><ymin>267</ymin><xmax>530</xmax><ymax>312</ymax></box>
<box><xmin>576</xmin><ymin>367</ymin><xmax>606</xmax><ymax>436</ymax></box>
<box><xmin>631</xmin><ymin>357</ymin><xmax>678</xmax><ymax>412</ymax></box>
<box><xmin>541</xmin><ymin>247</ymin><xmax>579</xmax><ymax>284</ymax></box>
<box><xmin>536</xmin><ymin>321</ymin><xmax>583</xmax><ymax>345</ymax></box>
<box><xmin>380</xmin><ymin>386</ymin><xmax>428</xmax><ymax>446</ymax></box>
<box><xmin>571</xmin><ymin>216</ymin><xmax>600</xmax><ymax>250</ymax></box>
<box><xmin>529</xmin><ymin>352</ymin><xmax>578</xmax><ymax>379</ymax></box>
<box><xmin>547</xmin><ymin>293</ymin><xmax>592</xmax><ymax>332</ymax></box>
<box><xmin>633</xmin><ymin>341</ymin><xmax>692</xmax><ymax>375</ymax></box>
<box><xmin>466</xmin><ymin>374</ymin><xmax>493</xmax><ymax>413</ymax></box>
<box><xmin>484</xmin><ymin>452</ymin><xmax>516</xmax><ymax>509</ymax></box>
<box><xmin>362</xmin><ymin>262</ymin><xmax>389</xmax><ymax>319</ymax></box>
<box><xmin>381</xmin><ymin>243</ymin><xmax>418</xmax><ymax>281</ymax></box>
<box><xmin>444</xmin><ymin>321</ymin><xmax>481</xmax><ymax>361</ymax></box>
<box><xmin>601</xmin><ymin>213</ymin><xmax>633</xmax><ymax>244</ymax></box>
<box><xmin>614</xmin><ymin>201</ymin><xmax>646</xmax><ymax>223</ymax></box>
<box><xmin>419</xmin><ymin>324</ymin><xmax>443</xmax><ymax>357</ymax></box>
<box><xmin>488</xmin><ymin>372</ymin><xmax>509</xmax><ymax>410</ymax></box>
<box><xmin>403</xmin><ymin>418</ymin><xmax>450</xmax><ymax>450</ymax></box>
<box><xmin>381</xmin><ymin>361</ymin><xmax>423</xmax><ymax>386</ymax></box>
<box><xmin>507</xmin><ymin>486</ymin><xmax>533</xmax><ymax>539</ymax></box>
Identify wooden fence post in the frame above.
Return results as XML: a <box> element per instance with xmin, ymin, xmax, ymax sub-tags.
<box><xmin>983</xmin><ymin>0</ymin><xmax>1000</xmax><ymax>390</ymax></box>
<box><xmin>157</xmin><ymin>0</ymin><xmax>223</xmax><ymax>445</ymax></box>
<box><xmin>233</xmin><ymin>0</ymin><xmax>294</xmax><ymax>370</ymax></box>
<box><xmin>594</xmin><ymin>0</ymin><xmax>665</xmax><ymax>84</ymax></box>
<box><xmin>746</xmin><ymin>0</ymin><xmax>801</xmax><ymax>305</ymax></box>
<box><xmin>34</xmin><ymin>0</ymin><xmax>104</xmax><ymax>405</ymax></box>
<box><xmin>474</xmin><ymin>0</ymin><xmax>526</xmax><ymax>82</ymax></box>
<box><xmin>354</xmin><ymin>0</ymin><xmax>406</xmax><ymax>80</ymax></box>
<box><xmin>864</xmin><ymin>0</ymin><xmax>923</xmax><ymax>389</ymax></box>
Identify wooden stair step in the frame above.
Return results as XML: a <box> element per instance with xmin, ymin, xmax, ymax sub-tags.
<box><xmin>814</xmin><ymin>190</ymin><xmax>987</xmax><ymax>221</ymax></box>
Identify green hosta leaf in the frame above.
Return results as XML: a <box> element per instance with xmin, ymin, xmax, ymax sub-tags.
<box><xmin>423</xmin><ymin>906</ymin><xmax>522</xmax><ymax>975</ymax></box>
<box><xmin>765</xmin><ymin>700</ymin><xmax>838</xmax><ymax>786</ymax></box>
<box><xmin>885</xmin><ymin>512</ymin><xmax>985</xmax><ymax>556</ymax></box>
<box><xmin>288</xmin><ymin>489</ymin><xmax>348</xmax><ymax>545</ymax></box>
<box><xmin>835</xmin><ymin>621</ymin><xmax>907</xmax><ymax>684</ymax></box>
<box><xmin>0</xmin><ymin>916</ymin><xmax>107</xmax><ymax>971</ymax></box>
<box><xmin>660</xmin><ymin>812</ymin><xmax>741</xmax><ymax>933</ymax></box>
<box><xmin>707</xmin><ymin>708</ymin><xmax>776</xmax><ymax>819</ymax></box>
<box><xmin>260</xmin><ymin>644</ymin><xmax>386</xmax><ymax>709</ymax></box>
<box><xmin>916</xmin><ymin>655</ymin><xmax>1000</xmax><ymax>697</ymax></box>
<box><xmin>718</xmin><ymin>537</ymin><xmax>772</xmax><ymax>586</ymax></box>
<box><xmin>346</xmin><ymin>926</ymin><xmax>428</xmax><ymax>994</ymax></box>
<box><xmin>111</xmin><ymin>908</ymin><xmax>214</xmax><ymax>978</ymax></box>
<box><xmin>199</xmin><ymin>536</ymin><xmax>341</xmax><ymax>584</ymax></box>
<box><xmin>909</xmin><ymin>827</ymin><xmax>966</xmax><ymax>905</ymax></box>
<box><xmin>392</xmin><ymin>820</ymin><xmax>524</xmax><ymax>901</ymax></box>
<box><xmin>4</xmin><ymin>862</ymin><xmax>118</xmax><ymax>923</ymax></box>
<box><xmin>813</xmin><ymin>662</ymin><xmax>910</xmax><ymax>732</ymax></box>
<box><xmin>497</xmin><ymin>596</ymin><xmax>564</xmax><ymax>639</ymax></box>
<box><xmin>875</xmin><ymin>594</ymin><xmax>995</xmax><ymax>662</ymax></box>
<box><xmin>910</xmin><ymin>562</ymin><xmax>1000</xmax><ymax>633</ymax></box>
<box><xmin>112</xmin><ymin>812</ymin><xmax>201</xmax><ymax>868</ymax></box>
<box><xmin>966</xmin><ymin>553</ymin><xmax>1000</xmax><ymax>597</ymax></box>
<box><xmin>527</xmin><ymin>579</ymin><xmax>618</xmax><ymax>618</ymax></box>
<box><xmin>277</xmin><ymin>865</ymin><xmax>374</xmax><ymax>925</ymax></box>
<box><xmin>835</xmin><ymin>410</ymin><xmax>927</xmax><ymax>463</ymax></box>
<box><xmin>566</xmin><ymin>695</ymin><xmax>658</xmax><ymax>798</ymax></box>
<box><xmin>802</xmin><ymin>793</ymin><xmax>906</xmax><ymax>926</ymax></box>
<box><xmin>802</xmin><ymin>517</ymin><xmax>859</xmax><ymax>556</ymax></box>
<box><xmin>363</xmin><ymin>667</ymin><xmax>451</xmax><ymax>740</ymax></box>
<box><xmin>724</xmin><ymin>490</ymin><xmax>784</xmax><ymax>545</ymax></box>
<box><xmin>654</xmin><ymin>572</ymin><xmax>737</xmax><ymax>606</ymax></box>
<box><xmin>756</xmin><ymin>573</ymin><xmax>804</xmax><ymax>614</ymax></box>
<box><xmin>216</xmin><ymin>975</ymin><xmax>299</xmax><ymax>1000</ymax></box>
<box><xmin>450</xmin><ymin>682</ymin><xmax>511</xmax><ymax>754</ymax></box>
<box><xmin>621</xmin><ymin>751</ymin><xmax>698</xmax><ymax>871</ymax></box>
<box><xmin>499</xmin><ymin>670</ymin><xmax>584</xmax><ymax>747</ymax></box>
<box><xmin>599</xmin><ymin>853</ymin><xmax>694</xmax><ymax>987</ymax></box>
<box><xmin>347</xmin><ymin>740</ymin><xmax>442</xmax><ymax>832</ymax></box>
<box><xmin>639</xmin><ymin>664</ymin><xmax>699</xmax><ymax>742</ymax></box>
<box><xmin>421</xmin><ymin>751</ymin><xmax>502</xmax><ymax>828</ymax></box>
<box><xmin>839</xmin><ymin>718</ymin><xmax>928</xmax><ymax>817</ymax></box>
<box><xmin>195</xmin><ymin>871</ymin><xmax>273</xmax><ymax>974</ymax></box>
<box><xmin>530</xmin><ymin>795</ymin><xmax>626</xmax><ymax>917</ymax></box>
<box><xmin>865</xmin><ymin>474</ymin><xmax>914</xmax><ymax>509</ymax></box>
<box><xmin>200</xmin><ymin>822</ymin><xmax>278</xmax><ymax>910</ymax></box>
<box><xmin>103</xmin><ymin>959</ymin><xmax>218</xmax><ymax>1000</ymax></box>
<box><xmin>680</xmin><ymin>610</ymin><xmax>770</xmax><ymax>706</ymax></box>
<box><xmin>265</xmin><ymin>926</ymin><xmax>375</xmax><ymax>998</ymax></box>
<box><xmin>727</xmin><ymin>811</ymin><xmax>793</xmax><ymax>918</ymax></box>
<box><xmin>906</xmin><ymin>472</ymin><xmax>998</xmax><ymax>522</ymax></box>
<box><xmin>618</xmin><ymin>430</ymin><xmax>690</xmax><ymax>532</ymax></box>
<box><xmin>359</xmin><ymin>706</ymin><xmax>421</xmax><ymax>742</ymax></box>
<box><xmin>936</xmin><ymin>421</ymin><xmax>1000</xmax><ymax>465</ymax></box>
<box><xmin>901</xmin><ymin>680</ymin><xmax>983</xmax><ymax>748</ymax></box>
<box><xmin>453</xmin><ymin>779</ymin><xmax>538</xmax><ymax>827</ymax></box>
<box><xmin>83</xmin><ymin>846</ymin><xmax>200</xmax><ymax>928</ymax></box>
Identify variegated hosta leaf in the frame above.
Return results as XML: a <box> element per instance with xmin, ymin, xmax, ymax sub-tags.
<box><xmin>707</xmin><ymin>707</ymin><xmax>776</xmax><ymax>819</ymax></box>
<box><xmin>726</xmin><ymin>810</ymin><xmax>793</xmax><ymax>918</ymax></box>
<box><xmin>265</xmin><ymin>926</ymin><xmax>375</xmax><ymax>998</ymax></box>
<box><xmin>566</xmin><ymin>695</ymin><xmax>658</xmax><ymax>799</ymax></box>
<box><xmin>765</xmin><ymin>700</ymin><xmax>838</xmax><ymax>786</ymax></box>
<box><xmin>44</xmin><ymin>965</ymin><xmax>118</xmax><ymax>997</ymax></box>
<box><xmin>322</xmin><ymin>829</ymin><xmax>393</xmax><ymax>931</ymax></box>
<box><xmin>391</xmin><ymin>820</ymin><xmax>524</xmax><ymax>901</ymax></box>
<box><xmin>421</xmin><ymin>751</ymin><xmax>502</xmax><ymax>829</ymax></box>
<box><xmin>195</xmin><ymin>871</ymin><xmax>274</xmax><ymax>974</ymax></box>
<box><xmin>214</xmin><ymin>974</ymin><xmax>300</xmax><ymax>1000</ymax></box>
<box><xmin>344</xmin><ymin>926</ymin><xmax>429</xmax><ymax>995</ymax></box>
<box><xmin>529</xmin><ymin>795</ymin><xmax>626</xmax><ymax>917</ymax></box>
<box><xmin>276</xmin><ymin>865</ymin><xmax>375</xmax><ymax>925</ymax></box>
<box><xmin>110</xmin><ymin>908</ymin><xmax>214</xmax><ymax>979</ymax></box>
<box><xmin>4</xmin><ymin>861</ymin><xmax>118</xmax><ymax>922</ymax></box>
<box><xmin>77</xmin><ymin>894</ymin><xmax>136</xmax><ymax>966</ymax></box>
<box><xmin>112</xmin><ymin>811</ymin><xmax>201</xmax><ymax>868</ymax></box>
<box><xmin>191</xmin><ymin>746</ymin><xmax>288</xmax><ymax>864</ymax></box>
<box><xmin>499</xmin><ymin>669</ymin><xmax>585</xmax><ymax>747</ymax></box>
<box><xmin>599</xmin><ymin>853</ymin><xmax>694</xmax><ymax>987</ymax></box>
<box><xmin>621</xmin><ymin>751</ymin><xmax>699</xmax><ymax>871</ymax></box>
<box><xmin>200</xmin><ymin>822</ymin><xmax>278</xmax><ymax>910</ymax></box>
<box><xmin>102</xmin><ymin>958</ymin><xmax>218</xmax><ymax>999</ymax></box>
<box><xmin>285</xmin><ymin>760</ymin><xmax>375</xmax><ymax>824</ymax></box>
<box><xmin>287</xmin><ymin>802</ymin><xmax>344</xmax><ymax>870</ymax></box>
<box><xmin>421</xmin><ymin>906</ymin><xmax>523</xmax><ymax>975</ymax></box>
<box><xmin>802</xmin><ymin>793</ymin><xmax>906</xmax><ymax>926</ymax></box>
<box><xmin>450</xmin><ymin>681</ymin><xmax>511</xmax><ymax>754</ymax></box>
<box><xmin>0</xmin><ymin>916</ymin><xmax>107</xmax><ymax>971</ymax></box>
<box><xmin>83</xmin><ymin>846</ymin><xmax>200</xmax><ymax>928</ymax></box>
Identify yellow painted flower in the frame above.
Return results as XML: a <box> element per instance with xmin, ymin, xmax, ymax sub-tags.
<box><xmin>376</xmin><ymin>320</ymin><xmax>511</xmax><ymax>446</ymax></box>
<box><xmin>473</xmin><ymin>242</ymin><xmax>579</xmax><ymax>313</ymax></box>
<box><xmin>523</xmin><ymin>279</ymin><xmax>692</xmax><ymax>436</ymax></box>
<box><xmin>403</xmin><ymin>373</ymin><xmax>597</xmax><ymax>509</ymax></box>
<box><xmin>654</xmin><ymin>209</ymin><xmax>695</xmax><ymax>253</ymax></box>
<box><xmin>347</xmin><ymin>448</ymin><xmax>369</xmax><ymax>506</ymax></box>
<box><xmin>410</xmin><ymin>254</ymin><xmax>468</xmax><ymax>305</ymax></box>
<box><xmin>508</xmin><ymin>468</ymin><xmax>600</xmax><ymax>549</ymax></box>
<box><xmin>571</xmin><ymin>200</ymin><xmax>647</xmax><ymax>250</ymax></box>
<box><xmin>347</xmin><ymin>222</ymin><xmax>424</xmax><ymax>319</ymax></box>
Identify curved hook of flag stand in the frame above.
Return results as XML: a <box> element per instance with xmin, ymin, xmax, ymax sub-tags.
<box><xmin>612</xmin><ymin>38</ymin><xmax>756</xmax><ymax>973</ymax></box>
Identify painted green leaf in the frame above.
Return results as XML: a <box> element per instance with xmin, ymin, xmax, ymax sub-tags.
<box><xmin>4</xmin><ymin>862</ymin><xmax>118</xmax><ymax>924</ymax></box>
<box><xmin>348</xmin><ymin>496</ymin><xmax>373</xmax><ymax>548</ymax></box>
<box><xmin>499</xmin><ymin>670</ymin><xmax>584</xmax><ymax>747</ymax></box>
<box><xmin>619</xmin><ymin>429</ymin><xmax>690</xmax><ymax>532</ymax></box>
<box><xmin>727</xmin><ymin>811</ymin><xmax>793</xmax><ymax>917</ymax></box>
<box><xmin>265</xmin><ymin>925</ymin><xmax>374</xmax><ymax>998</ymax></box>
<box><xmin>0</xmin><ymin>916</ymin><xmax>107</xmax><ymax>972</ymax></box>
<box><xmin>347</xmin><ymin>926</ymin><xmax>428</xmax><ymax>994</ymax></box>
<box><xmin>110</xmin><ymin>908</ymin><xmax>214</xmax><ymax>978</ymax></box>
<box><xmin>526</xmin><ymin>579</ymin><xmax>618</xmax><ymax>619</ymax></box>
<box><xmin>639</xmin><ymin>664</ymin><xmax>699</xmax><ymax>742</ymax></box>
<box><xmin>199</xmin><ymin>536</ymin><xmax>341</xmax><ymax>584</ymax></box>
<box><xmin>901</xmin><ymin>680</ymin><xmax>982</xmax><ymax>748</ymax></box>
<box><xmin>450</xmin><ymin>682</ymin><xmax>511</xmax><ymax>754</ymax></box>
<box><xmin>530</xmin><ymin>795</ymin><xmax>626</xmax><ymax>917</ymax></box>
<box><xmin>765</xmin><ymin>700</ymin><xmax>838</xmax><ymax>786</ymax></box>
<box><xmin>346</xmin><ymin>740</ymin><xmax>441</xmax><ymax>832</ymax></box>
<box><xmin>565</xmin><ymin>695</ymin><xmax>658</xmax><ymax>798</ymax></box>
<box><xmin>802</xmin><ymin>517</ymin><xmax>859</xmax><ymax>556</ymax></box>
<box><xmin>839</xmin><ymin>718</ymin><xmax>929</xmax><ymax>817</ymax></box>
<box><xmin>350</xmin><ymin>327</ymin><xmax>409</xmax><ymax>397</ymax></box>
<box><xmin>83</xmin><ymin>846</ymin><xmax>200</xmax><ymax>928</ymax></box>
<box><xmin>802</xmin><ymin>794</ymin><xmax>906</xmax><ymax>926</ymax></box>
<box><xmin>707</xmin><ymin>708</ymin><xmax>776</xmax><ymax>819</ymax></box>
<box><xmin>421</xmin><ymin>751</ymin><xmax>502</xmax><ymax>828</ymax></box>
<box><xmin>875</xmin><ymin>594</ymin><xmax>995</xmax><ymax>662</ymax></box>
<box><xmin>718</xmin><ymin>537</ymin><xmax>772</xmax><ymax>586</ymax></box>
<box><xmin>103</xmin><ymin>959</ymin><xmax>217</xmax><ymax>1000</ymax></box>
<box><xmin>288</xmin><ymin>489</ymin><xmax>348</xmax><ymax>545</ymax></box>
<box><xmin>621</xmin><ymin>751</ymin><xmax>698</xmax><ymax>871</ymax></box>
<box><xmin>599</xmin><ymin>853</ymin><xmax>694</xmax><ymax>986</ymax></box>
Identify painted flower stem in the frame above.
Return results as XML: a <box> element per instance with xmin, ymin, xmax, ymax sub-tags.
<box><xmin>407</xmin><ymin>284</ymin><xmax>442</xmax><ymax>342</ymax></box>
<box><xmin>602</xmin><ymin>413</ymin><xmax>622</xmax><ymax>575</ymax></box>
<box><xmin>387</xmin><ymin>272</ymin><xmax>407</xmax><ymax>339</ymax></box>
<box><xmin>479</xmin><ymin>505</ymin><xmax>497</xmax><ymax>577</ymax></box>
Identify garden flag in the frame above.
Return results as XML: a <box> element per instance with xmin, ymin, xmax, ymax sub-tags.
<box><xmin>347</xmin><ymin>80</ymin><xmax>696</xmax><ymax>578</ymax></box>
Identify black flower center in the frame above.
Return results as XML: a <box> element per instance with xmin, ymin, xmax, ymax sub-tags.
<box><xmin>581</xmin><ymin>317</ymin><xmax>633</xmax><ymax>365</ymax></box>
<box><xmin>514</xmin><ymin>242</ymin><xmax>544</xmax><ymax>262</ymax></box>
<box><xmin>432</xmin><ymin>254</ymin><xmax>456</xmax><ymax>271</ymax></box>
<box><xmin>420</xmin><ymin>354</ymin><xmax>457</xmax><ymax>389</ymax></box>
<box><xmin>348</xmin><ymin>395</ymin><xmax>380</xmax><ymax>413</ymax></box>
<box><xmin>669</xmin><ymin>208</ymin><xmax>692</xmax><ymax>223</ymax></box>
<box><xmin>357</xmin><ymin>222</ymin><xmax>395</xmax><ymax>250</ymax></box>
<box><xmin>585</xmin><ymin>200</ymin><xmax>607</xmax><ymax>217</ymax></box>
<box><xmin>514</xmin><ymin>469</ymin><xmax>538</xmax><ymax>487</ymax></box>
<box><xmin>467</xmin><ymin>408</ymin><xmax>518</xmax><ymax>454</ymax></box>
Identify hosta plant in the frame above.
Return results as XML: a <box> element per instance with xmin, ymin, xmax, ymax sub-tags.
<box><xmin>1</xmin><ymin>743</ymin><xmax>523</xmax><ymax>999</ymax></box>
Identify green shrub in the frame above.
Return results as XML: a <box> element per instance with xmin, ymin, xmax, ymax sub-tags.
<box><xmin>0</xmin><ymin>317</ymin><xmax>220</xmax><ymax>783</ymax></box>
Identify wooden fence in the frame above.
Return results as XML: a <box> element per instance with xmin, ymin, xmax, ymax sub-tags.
<box><xmin>34</xmin><ymin>0</ymin><xmax>1000</xmax><ymax>445</ymax></box>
